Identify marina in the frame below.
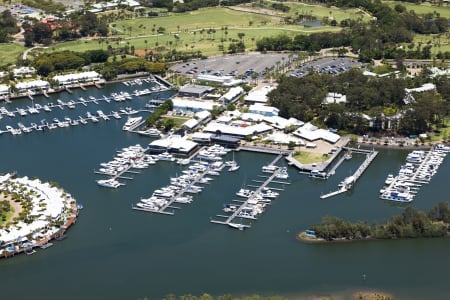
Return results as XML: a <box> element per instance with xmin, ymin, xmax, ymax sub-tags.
<box><xmin>379</xmin><ymin>144</ymin><xmax>449</xmax><ymax>203</ymax></box>
<box><xmin>1</xmin><ymin>80</ymin><xmax>450</xmax><ymax>300</ymax></box>
<box><xmin>210</xmin><ymin>154</ymin><xmax>289</xmax><ymax>230</ymax></box>
<box><xmin>320</xmin><ymin>148</ymin><xmax>378</xmax><ymax>199</ymax></box>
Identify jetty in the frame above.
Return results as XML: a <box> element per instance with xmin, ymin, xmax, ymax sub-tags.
<box><xmin>320</xmin><ymin>148</ymin><xmax>378</xmax><ymax>199</ymax></box>
<box><xmin>210</xmin><ymin>154</ymin><xmax>288</xmax><ymax>230</ymax></box>
<box><xmin>132</xmin><ymin>163</ymin><xmax>217</xmax><ymax>215</ymax></box>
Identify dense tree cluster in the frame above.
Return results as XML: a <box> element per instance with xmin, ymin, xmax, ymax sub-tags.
<box><xmin>309</xmin><ymin>202</ymin><xmax>450</xmax><ymax>241</ymax></box>
<box><xmin>33</xmin><ymin>50</ymin><xmax>110</xmax><ymax>76</ymax></box>
<box><xmin>0</xmin><ymin>10</ymin><xmax>20</xmax><ymax>43</ymax></box>
<box><xmin>0</xmin><ymin>200</ymin><xmax>11</xmax><ymax>222</ymax></box>
<box><xmin>99</xmin><ymin>58</ymin><xmax>165</xmax><ymax>81</ymax></box>
<box><xmin>268</xmin><ymin>70</ymin><xmax>449</xmax><ymax>135</ymax></box>
<box><xmin>145</xmin><ymin>99</ymin><xmax>173</xmax><ymax>127</ymax></box>
<box><xmin>257</xmin><ymin>1</ymin><xmax>448</xmax><ymax>61</ymax></box>
<box><xmin>21</xmin><ymin>0</ymin><xmax>66</xmax><ymax>15</ymax></box>
<box><xmin>149</xmin><ymin>0</ymin><xmax>251</xmax><ymax>11</ymax></box>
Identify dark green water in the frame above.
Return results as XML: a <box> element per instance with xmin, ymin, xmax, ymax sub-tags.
<box><xmin>0</xmin><ymin>84</ymin><xmax>449</xmax><ymax>299</ymax></box>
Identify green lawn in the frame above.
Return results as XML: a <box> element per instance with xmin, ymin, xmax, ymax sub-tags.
<box><xmin>163</xmin><ymin>116</ymin><xmax>190</xmax><ymax>128</ymax></box>
<box><xmin>293</xmin><ymin>151</ymin><xmax>329</xmax><ymax>164</ymax></box>
<box><xmin>26</xmin><ymin>6</ymin><xmax>353</xmax><ymax>59</ymax></box>
<box><xmin>410</xmin><ymin>34</ymin><xmax>450</xmax><ymax>55</ymax></box>
<box><xmin>383</xmin><ymin>1</ymin><xmax>450</xmax><ymax>18</ymax></box>
<box><xmin>429</xmin><ymin>118</ymin><xmax>450</xmax><ymax>142</ymax></box>
<box><xmin>0</xmin><ymin>43</ymin><xmax>25</xmax><ymax>66</ymax></box>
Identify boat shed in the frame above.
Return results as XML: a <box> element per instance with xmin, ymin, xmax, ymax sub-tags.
<box><xmin>177</xmin><ymin>85</ymin><xmax>213</xmax><ymax>98</ymax></box>
<box><xmin>191</xmin><ymin>132</ymin><xmax>212</xmax><ymax>143</ymax></box>
<box><xmin>210</xmin><ymin>134</ymin><xmax>240</xmax><ymax>149</ymax></box>
<box><xmin>148</xmin><ymin>136</ymin><xmax>199</xmax><ymax>156</ymax></box>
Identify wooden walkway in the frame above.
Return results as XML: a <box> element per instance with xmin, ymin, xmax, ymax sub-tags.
<box><xmin>320</xmin><ymin>150</ymin><xmax>378</xmax><ymax>199</ymax></box>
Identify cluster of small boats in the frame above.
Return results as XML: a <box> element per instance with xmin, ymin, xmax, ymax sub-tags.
<box><xmin>223</xmin><ymin>187</ymin><xmax>280</xmax><ymax>220</ymax></box>
<box><xmin>261</xmin><ymin>165</ymin><xmax>289</xmax><ymax>179</ymax></box>
<box><xmin>197</xmin><ymin>144</ymin><xmax>231</xmax><ymax>162</ymax></box>
<box><xmin>0</xmin><ymin>109</ymin><xmax>132</xmax><ymax>135</ymax></box>
<box><xmin>96</xmin><ymin>144</ymin><xmax>157</xmax><ymax>188</ymax></box>
<box><xmin>380</xmin><ymin>144</ymin><xmax>449</xmax><ymax>203</ymax></box>
<box><xmin>134</xmin><ymin>161</ymin><xmax>224</xmax><ymax>212</ymax></box>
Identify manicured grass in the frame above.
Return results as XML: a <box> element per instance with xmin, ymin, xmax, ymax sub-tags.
<box><xmin>411</xmin><ymin>34</ymin><xmax>450</xmax><ymax>55</ymax></box>
<box><xmin>285</xmin><ymin>2</ymin><xmax>371</xmax><ymax>22</ymax></box>
<box><xmin>429</xmin><ymin>118</ymin><xmax>450</xmax><ymax>142</ymax></box>
<box><xmin>293</xmin><ymin>151</ymin><xmax>329</xmax><ymax>164</ymax></box>
<box><xmin>162</xmin><ymin>116</ymin><xmax>190</xmax><ymax>127</ymax></box>
<box><xmin>383</xmin><ymin>1</ymin><xmax>450</xmax><ymax>18</ymax></box>
<box><xmin>0</xmin><ymin>43</ymin><xmax>25</xmax><ymax>66</ymax></box>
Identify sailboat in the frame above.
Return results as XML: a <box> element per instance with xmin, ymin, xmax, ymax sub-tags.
<box><xmin>227</xmin><ymin>151</ymin><xmax>240</xmax><ymax>172</ymax></box>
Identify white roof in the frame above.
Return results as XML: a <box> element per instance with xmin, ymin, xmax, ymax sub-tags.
<box><xmin>195</xmin><ymin>110</ymin><xmax>211</xmax><ymax>121</ymax></box>
<box><xmin>191</xmin><ymin>132</ymin><xmax>212</xmax><ymax>140</ymax></box>
<box><xmin>405</xmin><ymin>83</ymin><xmax>436</xmax><ymax>93</ymax></box>
<box><xmin>249</xmin><ymin>104</ymin><xmax>279</xmax><ymax>115</ymax></box>
<box><xmin>226</xmin><ymin>110</ymin><xmax>242</xmax><ymax>118</ymax></box>
<box><xmin>53</xmin><ymin>71</ymin><xmax>101</xmax><ymax>83</ymax></box>
<box><xmin>15</xmin><ymin>80</ymin><xmax>49</xmax><ymax>89</ymax></box>
<box><xmin>264</xmin><ymin>132</ymin><xmax>305</xmax><ymax>145</ymax></box>
<box><xmin>203</xmin><ymin>122</ymin><xmax>272</xmax><ymax>137</ymax></box>
<box><xmin>323</xmin><ymin>92</ymin><xmax>346</xmax><ymax>104</ymax></box>
<box><xmin>183</xmin><ymin>118</ymin><xmax>199</xmax><ymax>129</ymax></box>
<box><xmin>262</xmin><ymin>116</ymin><xmax>304</xmax><ymax>129</ymax></box>
<box><xmin>244</xmin><ymin>85</ymin><xmax>275</xmax><ymax>103</ymax></box>
<box><xmin>0</xmin><ymin>176</ymin><xmax>72</xmax><ymax>245</ymax></box>
<box><xmin>240</xmin><ymin>113</ymin><xmax>263</xmax><ymax>122</ymax></box>
<box><xmin>172</xmin><ymin>98</ymin><xmax>217</xmax><ymax>111</ymax></box>
<box><xmin>293</xmin><ymin>122</ymin><xmax>340</xmax><ymax>143</ymax></box>
<box><xmin>13</xmin><ymin>66</ymin><xmax>35</xmax><ymax>75</ymax></box>
<box><xmin>150</xmin><ymin>136</ymin><xmax>198</xmax><ymax>152</ymax></box>
<box><xmin>221</xmin><ymin>86</ymin><xmax>243</xmax><ymax>101</ymax></box>
<box><xmin>0</xmin><ymin>84</ymin><xmax>10</xmax><ymax>93</ymax></box>
<box><xmin>216</xmin><ymin>115</ymin><xmax>233</xmax><ymax>123</ymax></box>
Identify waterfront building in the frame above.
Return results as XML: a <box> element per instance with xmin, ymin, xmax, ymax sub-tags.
<box><xmin>148</xmin><ymin>135</ymin><xmax>199</xmax><ymax>155</ymax></box>
<box><xmin>13</xmin><ymin>66</ymin><xmax>36</xmax><ymax>79</ymax></box>
<box><xmin>52</xmin><ymin>71</ymin><xmax>103</xmax><ymax>87</ymax></box>
<box><xmin>15</xmin><ymin>80</ymin><xmax>50</xmax><ymax>95</ymax></box>
<box><xmin>172</xmin><ymin>97</ymin><xmax>218</xmax><ymax>112</ymax></box>
<box><xmin>177</xmin><ymin>85</ymin><xmax>213</xmax><ymax>98</ymax></box>
<box><xmin>0</xmin><ymin>84</ymin><xmax>10</xmax><ymax>99</ymax></box>
<box><xmin>203</xmin><ymin>122</ymin><xmax>272</xmax><ymax>138</ymax></box>
<box><xmin>293</xmin><ymin>122</ymin><xmax>340</xmax><ymax>144</ymax></box>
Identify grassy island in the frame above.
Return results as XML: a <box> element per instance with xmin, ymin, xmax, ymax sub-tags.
<box><xmin>299</xmin><ymin>202</ymin><xmax>450</xmax><ymax>242</ymax></box>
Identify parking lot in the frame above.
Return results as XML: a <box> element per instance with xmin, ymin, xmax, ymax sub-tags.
<box><xmin>170</xmin><ymin>53</ymin><xmax>293</xmax><ymax>79</ymax></box>
<box><xmin>291</xmin><ymin>57</ymin><xmax>364</xmax><ymax>78</ymax></box>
